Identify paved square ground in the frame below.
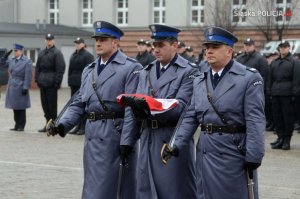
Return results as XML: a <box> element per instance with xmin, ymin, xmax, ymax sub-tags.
<box><xmin>0</xmin><ymin>88</ymin><xmax>300</xmax><ymax>199</ymax></box>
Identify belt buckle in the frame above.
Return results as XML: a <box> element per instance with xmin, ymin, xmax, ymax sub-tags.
<box><xmin>89</xmin><ymin>112</ymin><xmax>96</xmax><ymax>121</ymax></box>
<box><xmin>151</xmin><ymin>120</ymin><xmax>158</xmax><ymax>129</ymax></box>
<box><xmin>206</xmin><ymin>123</ymin><xmax>213</xmax><ymax>134</ymax></box>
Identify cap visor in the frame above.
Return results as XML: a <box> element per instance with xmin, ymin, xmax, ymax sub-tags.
<box><xmin>91</xmin><ymin>33</ymin><xmax>116</xmax><ymax>38</ymax></box>
<box><xmin>203</xmin><ymin>41</ymin><xmax>227</xmax><ymax>46</ymax></box>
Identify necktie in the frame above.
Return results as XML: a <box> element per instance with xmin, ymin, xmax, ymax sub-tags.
<box><xmin>213</xmin><ymin>73</ymin><xmax>220</xmax><ymax>89</ymax></box>
<box><xmin>160</xmin><ymin>67</ymin><xmax>166</xmax><ymax>76</ymax></box>
<box><xmin>15</xmin><ymin>59</ymin><xmax>19</xmax><ymax>64</ymax></box>
<box><xmin>97</xmin><ymin>64</ymin><xmax>105</xmax><ymax>75</ymax></box>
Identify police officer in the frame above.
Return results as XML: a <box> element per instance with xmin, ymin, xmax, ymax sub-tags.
<box><xmin>68</xmin><ymin>37</ymin><xmax>94</xmax><ymax>96</ymax></box>
<box><xmin>185</xmin><ymin>46</ymin><xmax>196</xmax><ymax>63</ymax></box>
<box><xmin>121</xmin><ymin>24</ymin><xmax>198</xmax><ymax>199</ymax></box>
<box><xmin>177</xmin><ymin>41</ymin><xmax>194</xmax><ymax>63</ymax></box>
<box><xmin>236</xmin><ymin>38</ymin><xmax>268</xmax><ymax>83</ymax></box>
<box><xmin>135</xmin><ymin>38</ymin><xmax>155</xmax><ymax>67</ymax></box>
<box><xmin>35</xmin><ymin>33</ymin><xmax>65</xmax><ymax>132</ymax></box>
<box><xmin>268</xmin><ymin>41</ymin><xmax>300</xmax><ymax>150</ymax></box>
<box><xmin>164</xmin><ymin>27</ymin><xmax>265</xmax><ymax>199</ymax></box>
<box><xmin>67</xmin><ymin>37</ymin><xmax>94</xmax><ymax>135</ymax></box>
<box><xmin>2</xmin><ymin>44</ymin><xmax>32</xmax><ymax>131</ymax></box>
<box><xmin>47</xmin><ymin>21</ymin><xmax>142</xmax><ymax>199</ymax></box>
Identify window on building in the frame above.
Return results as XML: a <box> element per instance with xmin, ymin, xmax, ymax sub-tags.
<box><xmin>24</xmin><ymin>49</ymin><xmax>39</xmax><ymax>66</ymax></box>
<box><xmin>231</xmin><ymin>0</ymin><xmax>247</xmax><ymax>23</ymax></box>
<box><xmin>117</xmin><ymin>0</ymin><xmax>128</xmax><ymax>26</ymax></box>
<box><xmin>191</xmin><ymin>0</ymin><xmax>205</xmax><ymax>25</ymax></box>
<box><xmin>82</xmin><ymin>0</ymin><xmax>93</xmax><ymax>26</ymax></box>
<box><xmin>275</xmin><ymin>0</ymin><xmax>292</xmax><ymax>22</ymax></box>
<box><xmin>49</xmin><ymin>0</ymin><xmax>59</xmax><ymax>24</ymax></box>
<box><xmin>153</xmin><ymin>0</ymin><xmax>165</xmax><ymax>24</ymax></box>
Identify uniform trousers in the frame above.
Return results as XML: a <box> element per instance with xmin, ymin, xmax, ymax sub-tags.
<box><xmin>265</xmin><ymin>94</ymin><xmax>273</xmax><ymax>125</ymax></box>
<box><xmin>272</xmin><ymin>96</ymin><xmax>294</xmax><ymax>138</ymax></box>
<box><xmin>40</xmin><ymin>86</ymin><xmax>57</xmax><ymax>122</ymax></box>
<box><xmin>13</xmin><ymin>109</ymin><xmax>26</xmax><ymax>129</ymax></box>
<box><xmin>294</xmin><ymin>96</ymin><xmax>300</xmax><ymax>126</ymax></box>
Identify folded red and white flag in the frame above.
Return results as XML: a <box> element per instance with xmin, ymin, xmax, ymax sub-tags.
<box><xmin>117</xmin><ymin>94</ymin><xmax>178</xmax><ymax>115</ymax></box>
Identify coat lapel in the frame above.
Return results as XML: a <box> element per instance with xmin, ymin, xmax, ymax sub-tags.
<box><xmin>97</xmin><ymin>63</ymin><xmax>117</xmax><ymax>86</ymax></box>
<box><xmin>213</xmin><ymin>72</ymin><xmax>235</xmax><ymax>102</ymax></box>
<box><xmin>212</xmin><ymin>61</ymin><xmax>246</xmax><ymax>102</ymax></box>
<box><xmin>156</xmin><ymin>65</ymin><xmax>177</xmax><ymax>89</ymax></box>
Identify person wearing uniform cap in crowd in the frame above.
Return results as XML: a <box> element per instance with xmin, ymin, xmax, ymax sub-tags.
<box><xmin>145</xmin><ymin>40</ymin><xmax>154</xmax><ymax>55</ymax></box>
<box><xmin>67</xmin><ymin>37</ymin><xmax>94</xmax><ymax>135</ymax></box>
<box><xmin>1</xmin><ymin>44</ymin><xmax>32</xmax><ymax>131</ymax></box>
<box><xmin>135</xmin><ymin>38</ymin><xmax>155</xmax><ymax>67</ymax></box>
<box><xmin>264</xmin><ymin>51</ymin><xmax>278</xmax><ymax>132</ymax></box>
<box><xmin>185</xmin><ymin>46</ymin><xmax>196</xmax><ymax>63</ymax></box>
<box><xmin>268</xmin><ymin>40</ymin><xmax>300</xmax><ymax>150</ymax></box>
<box><xmin>120</xmin><ymin>24</ymin><xmax>198</xmax><ymax>199</ymax></box>
<box><xmin>162</xmin><ymin>26</ymin><xmax>265</xmax><ymax>199</ymax></box>
<box><xmin>177</xmin><ymin>41</ymin><xmax>195</xmax><ymax>63</ymax></box>
<box><xmin>236</xmin><ymin>38</ymin><xmax>268</xmax><ymax>82</ymax></box>
<box><xmin>46</xmin><ymin>21</ymin><xmax>142</xmax><ymax>199</ymax></box>
<box><xmin>35</xmin><ymin>33</ymin><xmax>65</xmax><ymax>132</ymax></box>
<box><xmin>236</xmin><ymin>38</ymin><xmax>269</xmax><ymax>130</ymax></box>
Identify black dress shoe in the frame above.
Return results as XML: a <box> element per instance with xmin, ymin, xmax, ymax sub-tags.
<box><xmin>10</xmin><ymin>128</ymin><xmax>17</xmax><ymax>131</ymax></box>
<box><xmin>271</xmin><ymin>138</ymin><xmax>284</xmax><ymax>149</ymax></box>
<box><xmin>281</xmin><ymin>137</ymin><xmax>291</xmax><ymax>150</ymax></box>
<box><xmin>266</xmin><ymin>124</ymin><xmax>274</xmax><ymax>131</ymax></box>
<box><xmin>38</xmin><ymin>127</ymin><xmax>46</xmax><ymax>133</ymax></box>
<box><xmin>16</xmin><ymin>128</ymin><xmax>24</xmax><ymax>131</ymax></box>
<box><xmin>270</xmin><ymin>137</ymin><xmax>281</xmax><ymax>146</ymax></box>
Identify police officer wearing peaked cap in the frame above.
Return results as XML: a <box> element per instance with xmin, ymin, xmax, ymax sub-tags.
<box><xmin>136</xmin><ymin>38</ymin><xmax>155</xmax><ymax>67</ymax></box>
<box><xmin>35</xmin><ymin>33</ymin><xmax>65</xmax><ymax>132</ymax></box>
<box><xmin>268</xmin><ymin>40</ymin><xmax>300</xmax><ymax>150</ymax></box>
<box><xmin>2</xmin><ymin>43</ymin><xmax>33</xmax><ymax>131</ymax></box>
<box><xmin>121</xmin><ymin>23</ymin><xmax>198</xmax><ymax>199</ymax></box>
<box><xmin>67</xmin><ymin>37</ymin><xmax>94</xmax><ymax>135</ymax></box>
<box><xmin>165</xmin><ymin>26</ymin><xmax>265</xmax><ymax>199</ymax></box>
<box><xmin>47</xmin><ymin>21</ymin><xmax>142</xmax><ymax>199</ymax></box>
<box><xmin>92</xmin><ymin>20</ymin><xmax>124</xmax><ymax>38</ymax></box>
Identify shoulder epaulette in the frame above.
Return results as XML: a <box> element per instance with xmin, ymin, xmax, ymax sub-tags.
<box><xmin>188</xmin><ymin>62</ymin><xmax>197</xmax><ymax>68</ymax></box>
<box><xmin>87</xmin><ymin>62</ymin><xmax>96</xmax><ymax>68</ymax></box>
<box><xmin>133</xmin><ymin>70</ymin><xmax>141</xmax><ymax>74</ymax></box>
<box><xmin>246</xmin><ymin>67</ymin><xmax>258</xmax><ymax>73</ymax></box>
<box><xmin>127</xmin><ymin>57</ymin><xmax>138</xmax><ymax>63</ymax></box>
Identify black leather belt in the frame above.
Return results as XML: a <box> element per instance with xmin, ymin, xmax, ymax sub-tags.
<box><xmin>146</xmin><ymin>119</ymin><xmax>177</xmax><ymax>129</ymax></box>
<box><xmin>201</xmin><ymin>124</ymin><xmax>246</xmax><ymax>134</ymax></box>
<box><xmin>87</xmin><ymin>112</ymin><xmax>123</xmax><ymax>120</ymax></box>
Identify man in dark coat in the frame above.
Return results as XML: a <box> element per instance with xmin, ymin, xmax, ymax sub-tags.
<box><xmin>2</xmin><ymin>44</ymin><xmax>32</xmax><ymax>131</ymax></box>
<box><xmin>135</xmin><ymin>39</ymin><xmax>155</xmax><ymax>67</ymax></box>
<box><xmin>35</xmin><ymin>33</ymin><xmax>65</xmax><ymax>132</ymax></box>
<box><xmin>67</xmin><ymin>37</ymin><xmax>94</xmax><ymax>135</ymax></box>
<box><xmin>68</xmin><ymin>37</ymin><xmax>94</xmax><ymax>96</ymax></box>
<box><xmin>236</xmin><ymin>38</ymin><xmax>268</xmax><ymax>83</ymax></box>
<box><xmin>177</xmin><ymin>41</ymin><xmax>194</xmax><ymax>63</ymax></box>
<box><xmin>268</xmin><ymin>41</ymin><xmax>300</xmax><ymax>150</ymax></box>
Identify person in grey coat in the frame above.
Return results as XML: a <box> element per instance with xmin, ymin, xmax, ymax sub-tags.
<box><xmin>47</xmin><ymin>21</ymin><xmax>142</xmax><ymax>199</ymax></box>
<box><xmin>121</xmin><ymin>24</ymin><xmax>198</xmax><ymax>199</ymax></box>
<box><xmin>163</xmin><ymin>27</ymin><xmax>265</xmax><ymax>199</ymax></box>
<box><xmin>2</xmin><ymin>44</ymin><xmax>32</xmax><ymax>131</ymax></box>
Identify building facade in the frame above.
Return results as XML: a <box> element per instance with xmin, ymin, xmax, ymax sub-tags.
<box><xmin>1</xmin><ymin>0</ymin><xmax>299</xmax><ymax>29</ymax></box>
<box><xmin>1</xmin><ymin>0</ymin><xmax>300</xmax><ymax>87</ymax></box>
